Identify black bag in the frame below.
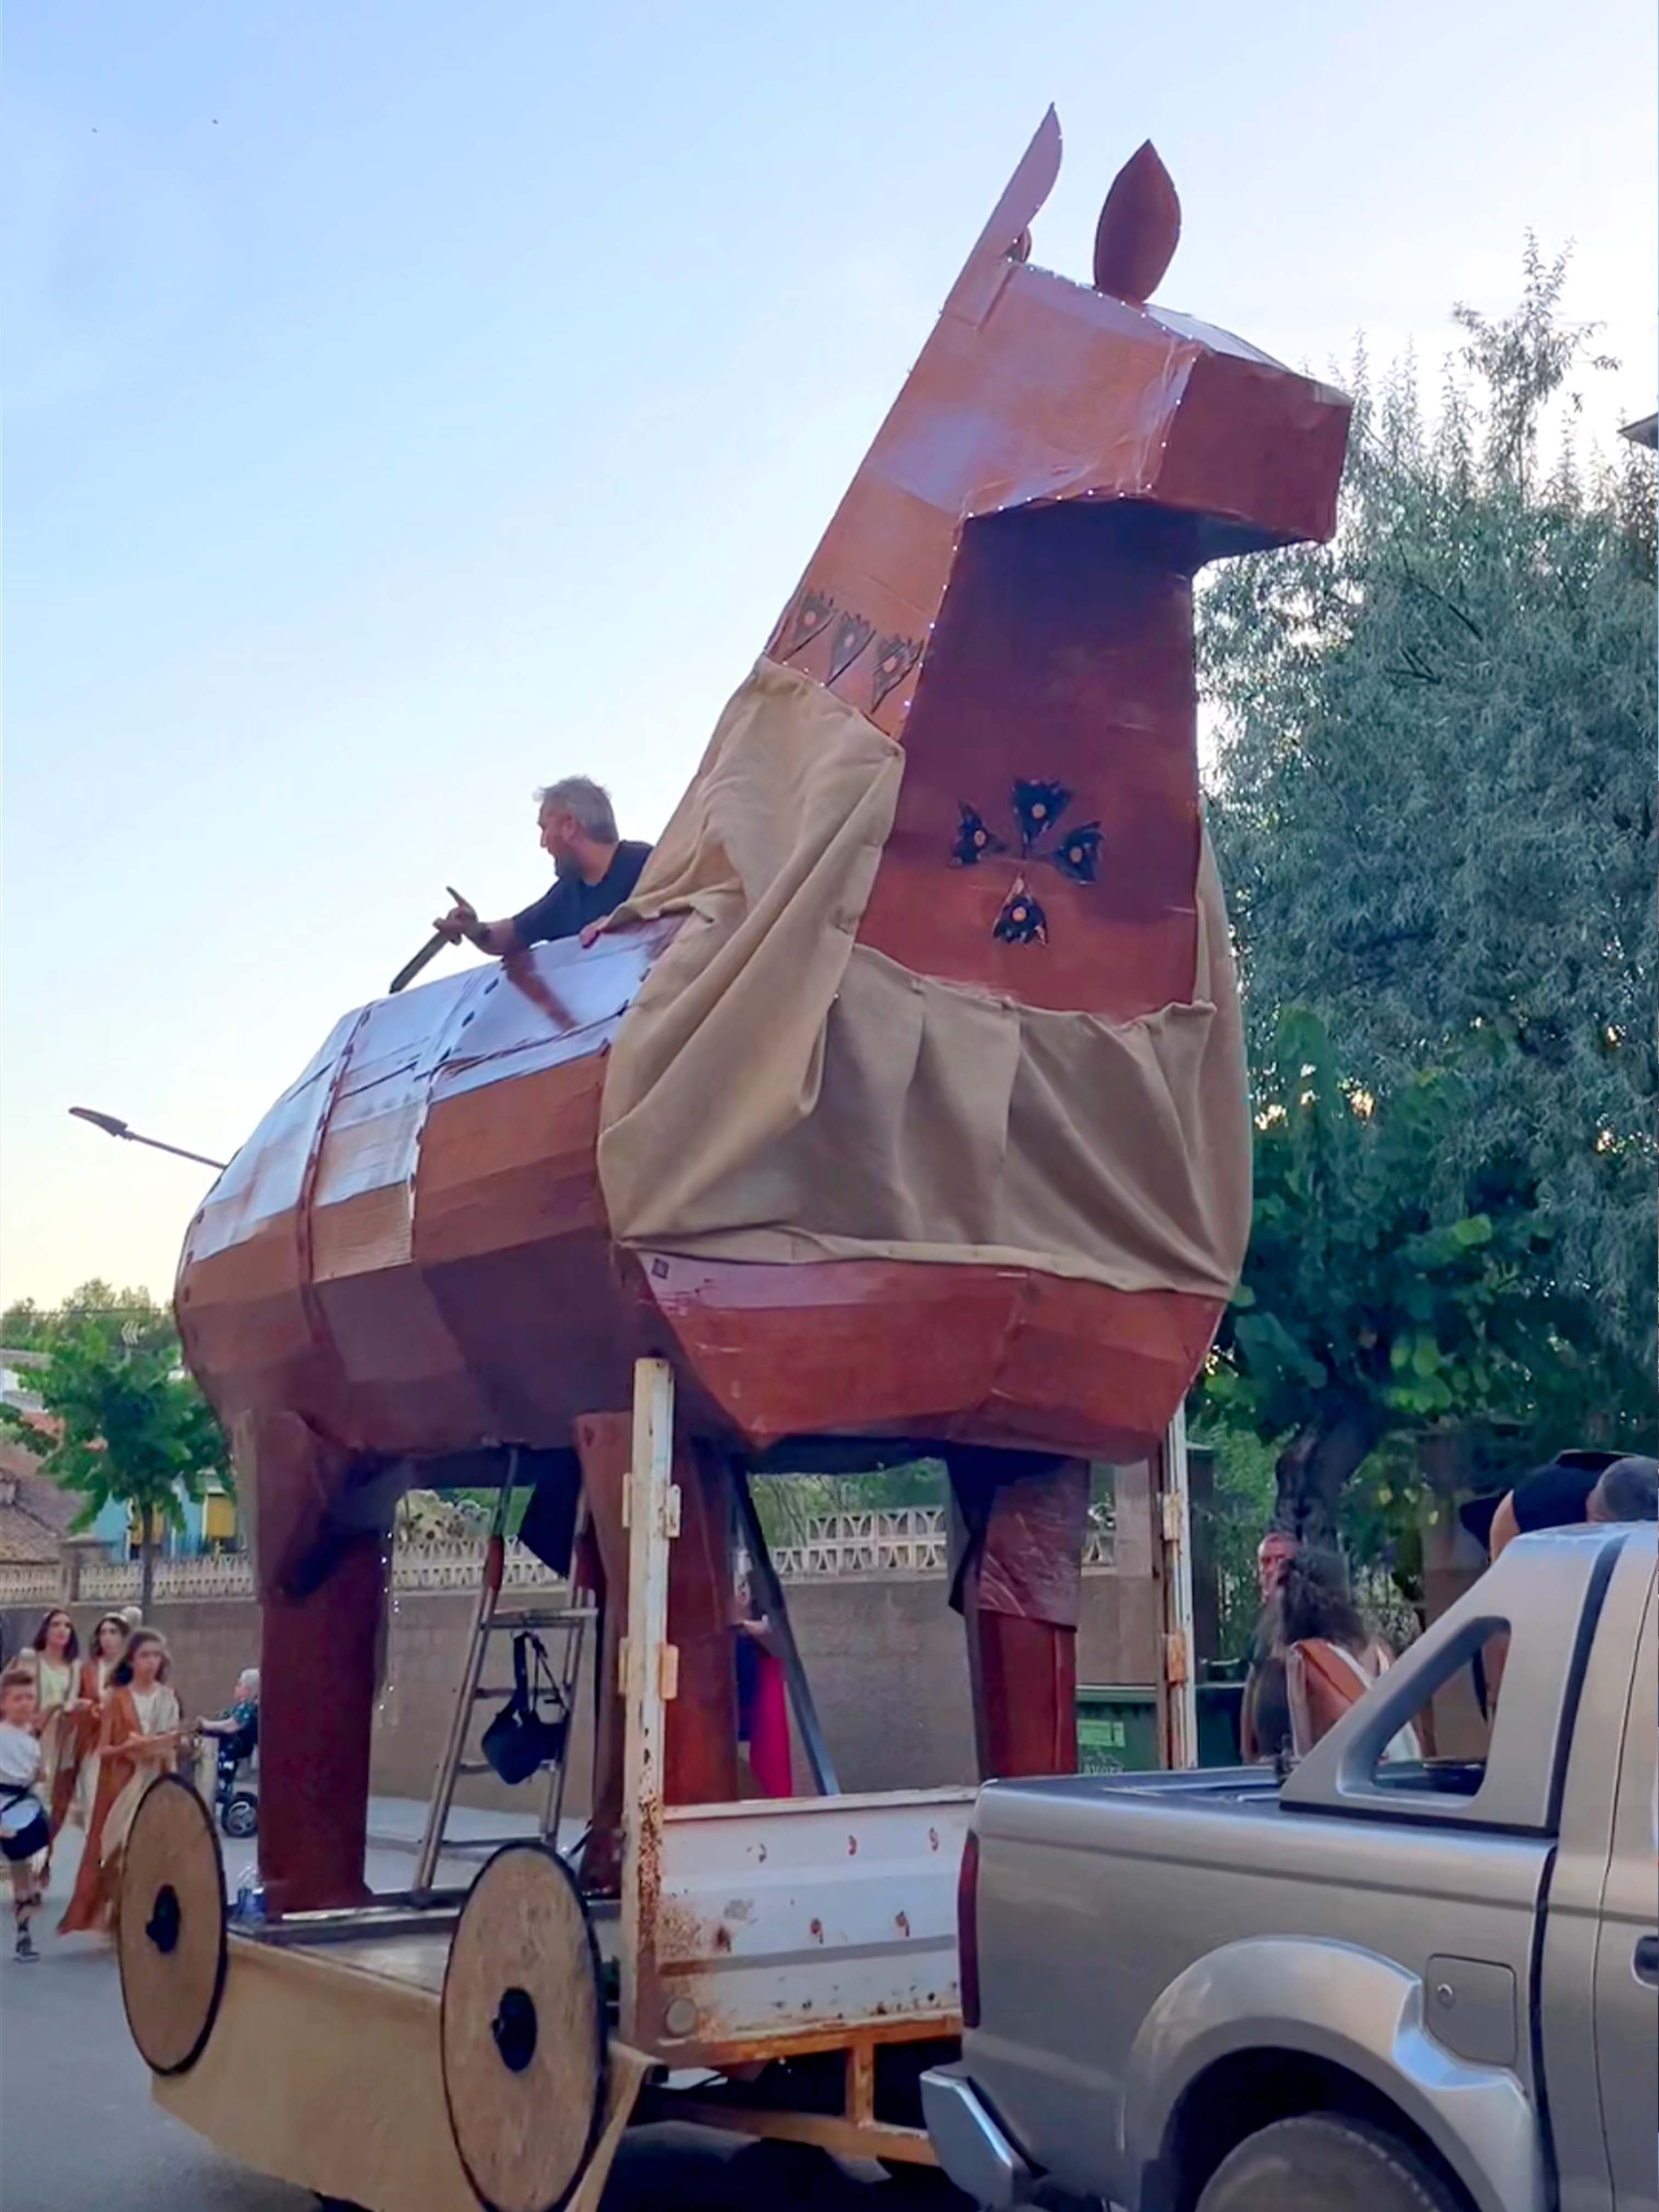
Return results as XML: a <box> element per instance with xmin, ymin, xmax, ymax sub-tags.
<box><xmin>0</xmin><ymin>1785</ymin><xmax>48</xmax><ymax>1865</ymax></box>
<box><xmin>481</xmin><ymin>1632</ymin><xmax>569</xmax><ymax>1786</ymax></box>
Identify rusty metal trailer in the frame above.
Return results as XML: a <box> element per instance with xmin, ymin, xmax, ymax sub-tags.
<box><xmin>117</xmin><ymin>1357</ymin><xmax>1192</xmax><ymax>2212</ymax></box>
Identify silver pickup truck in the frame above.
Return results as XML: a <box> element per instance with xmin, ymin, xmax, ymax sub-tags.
<box><xmin>923</xmin><ymin>1522</ymin><xmax>1657</xmax><ymax>2212</ymax></box>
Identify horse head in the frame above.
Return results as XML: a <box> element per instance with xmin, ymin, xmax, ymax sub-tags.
<box><xmin>769</xmin><ymin>111</ymin><xmax>1351</xmax><ymax>1021</ymax></box>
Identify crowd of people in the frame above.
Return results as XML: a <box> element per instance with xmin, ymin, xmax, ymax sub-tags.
<box><xmin>1240</xmin><ymin>1451</ymin><xmax>1658</xmax><ymax>1768</ymax></box>
<box><xmin>0</xmin><ymin>1607</ymin><xmax>258</xmax><ymax>1962</ymax></box>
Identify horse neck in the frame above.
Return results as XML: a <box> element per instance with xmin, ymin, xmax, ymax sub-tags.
<box><xmin>851</xmin><ymin>498</ymin><xmax>1205</xmax><ymax>1021</ymax></box>
<box><xmin>915</xmin><ymin>499</ymin><xmax>1201</xmax><ymax>744</ymax></box>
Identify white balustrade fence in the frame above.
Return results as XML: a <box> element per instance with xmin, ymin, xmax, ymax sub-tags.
<box><xmin>2</xmin><ymin>1505</ymin><xmax>1119</xmax><ymax>1613</ymax></box>
<box><xmin>0</xmin><ymin>1563</ymin><xmax>60</xmax><ymax>1606</ymax></box>
<box><xmin>78</xmin><ymin>1553</ymin><xmax>256</xmax><ymax>1603</ymax></box>
<box><xmin>763</xmin><ymin>1505</ymin><xmax>1115</xmax><ymax>1579</ymax></box>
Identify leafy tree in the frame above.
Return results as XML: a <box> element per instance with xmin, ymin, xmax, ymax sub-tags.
<box><xmin>399</xmin><ymin>1488</ymin><xmax>492</xmax><ymax>1540</ymax></box>
<box><xmin>1189</xmin><ymin>1426</ymin><xmax>1277</xmax><ymax>1658</ymax></box>
<box><xmin>0</xmin><ymin>1284</ymin><xmax>230</xmax><ymax>1612</ymax></box>
<box><xmin>749</xmin><ymin>1460</ymin><xmax>949</xmax><ymax>1553</ymax></box>
<box><xmin>1</xmin><ymin>1298</ymin><xmax>50</xmax><ymax>1349</ymax></box>
<box><xmin>1201</xmin><ymin>248</ymin><xmax>1657</xmax><ymax>1454</ymax></box>
<box><xmin>2</xmin><ymin>1282</ymin><xmax>162</xmax><ymax>1348</ymax></box>
<box><xmin>1202</xmin><ymin>1009</ymin><xmax>1566</xmax><ymax>1545</ymax></box>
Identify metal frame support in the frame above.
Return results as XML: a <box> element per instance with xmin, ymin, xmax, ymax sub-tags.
<box><xmin>541</xmin><ymin>1491</ymin><xmax>590</xmax><ymax>1848</ymax></box>
<box><xmin>414</xmin><ymin>1467</ymin><xmax>515</xmax><ymax>1894</ymax></box>
<box><xmin>1158</xmin><ymin>1404</ymin><xmax>1198</xmax><ymax>1770</ymax></box>
<box><xmin>620</xmin><ymin>1357</ymin><xmax>677</xmax><ymax>2046</ymax></box>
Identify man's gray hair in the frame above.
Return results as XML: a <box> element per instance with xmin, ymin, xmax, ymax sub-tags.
<box><xmin>534</xmin><ymin>776</ymin><xmax>617</xmax><ymax>842</ymax></box>
<box><xmin>1592</xmin><ymin>1455</ymin><xmax>1658</xmax><ymax>1523</ymax></box>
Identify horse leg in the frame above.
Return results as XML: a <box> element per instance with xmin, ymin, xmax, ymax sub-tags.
<box><xmin>244</xmin><ymin>1413</ymin><xmax>388</xmax><ymax>1916</ymax></box>
<box><xmin>947</xmin><ymin>1449</ymin><xmax>1088</xmax><ymax>1779</ymax></box>
<box><xmin>964</xmin><ymin>1606</ymin><xmax>1079</xmax><ymax>1776</ymax></box>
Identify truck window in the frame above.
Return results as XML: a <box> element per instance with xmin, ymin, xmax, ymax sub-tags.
<box><xmin>1363</xmin><ymin>1624</ymin><xmax>1510</xmax><ymax>1797</ymax></box>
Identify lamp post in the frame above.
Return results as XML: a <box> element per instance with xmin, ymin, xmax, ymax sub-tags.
<box><xmin>67</xmin><ymin>1108</ymin><xmax>228</xmax><ymax>1173</ymax></box>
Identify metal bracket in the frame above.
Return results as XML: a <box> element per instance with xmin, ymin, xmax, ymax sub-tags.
<box><xmin>623</xmin><ymin>1481</ymin><xmax>682</xmax><ymax>1537</ymax></box>
<box><xmin>620</xmin><ymin>1637</ymin><xmax>680</xmax><ymax>1701</ymax></box>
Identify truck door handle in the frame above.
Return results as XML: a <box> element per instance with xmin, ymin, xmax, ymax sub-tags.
<box><xmin>1635</xmin><ymin>1935</ymin><xmax>1659</xmax><ymax>1988</ymax></box>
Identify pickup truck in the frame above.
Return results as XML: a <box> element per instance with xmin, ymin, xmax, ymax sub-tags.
<box><xmin>923</xmin><ymin>1521</ymin><xmax>1657</xmax><ymax>2212</ymax></box>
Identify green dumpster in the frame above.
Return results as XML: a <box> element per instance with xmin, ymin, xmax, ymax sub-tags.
<box><xmin>1075</xmin><ymin>1682</ymin><xmax>1246</xmax><ymax>1773</ymax></box>
<box><xmin>1196</xmin><ymin>1681</ymin><xmax>1244</xmax><ymax>1767</ymax></box>
<box><xmin>1075</xmin><ymin>1685</ymin><xmax>1160</xmax><ymax>1774</ymax></box>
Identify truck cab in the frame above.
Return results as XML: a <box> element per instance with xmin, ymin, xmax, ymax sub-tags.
<box><xmin>926</xmin><ymin>1523</ymin><xmax>1658</xmax><ymax>2212</ymax></box>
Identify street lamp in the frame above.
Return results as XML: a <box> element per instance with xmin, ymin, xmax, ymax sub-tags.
<box><xmin>68</xmin><ymin>1107</ymin><xmax>228</xmax><ymax>1172</ymax></box>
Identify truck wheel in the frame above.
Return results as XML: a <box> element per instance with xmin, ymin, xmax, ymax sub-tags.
<box><xmin>1197</xmin><ymin>2113</ymin><xmax>1463</xmax><ymax>2212</ymax></box>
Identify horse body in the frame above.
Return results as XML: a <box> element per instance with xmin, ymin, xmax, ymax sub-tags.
<box><xmin>178</xmin><ymin>117</ymin><xmax>1350</xmax><ymax>1912</ymax></box>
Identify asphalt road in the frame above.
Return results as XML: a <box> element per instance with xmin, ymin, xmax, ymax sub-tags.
<box><xmin>0</xmin><ymin>1829</ymin><xmax>923</xmax><ymax>2212</ymax></box>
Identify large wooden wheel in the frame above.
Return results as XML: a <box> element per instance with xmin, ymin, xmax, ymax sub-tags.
<box><xmin>441</xmin><ymin>1842</ymin><xmax>608</xmax><ymax>2212</ymax></box>
<box><xmin>116</xmin><ymin>1774</ymin><xmax>229</xmax><ymax>2075</ymax></box>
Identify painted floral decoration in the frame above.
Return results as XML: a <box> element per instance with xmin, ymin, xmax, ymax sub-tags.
<box><xmin>951</xmin><ymin>778</ymin><xmax>1102</xmax><ymax>943</ymax></box>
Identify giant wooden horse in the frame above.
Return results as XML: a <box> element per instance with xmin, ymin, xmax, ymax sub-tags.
<box><xmin>177</xmin><ymin>115</ymin><xmax>1350</xmax><ymax>1917</ymax></box>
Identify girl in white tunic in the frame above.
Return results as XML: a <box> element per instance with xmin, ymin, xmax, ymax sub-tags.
<box><xmin>28</xmin><ymin>1609</ymin><xmax>86</xmax><ymax>1861</ymax></box>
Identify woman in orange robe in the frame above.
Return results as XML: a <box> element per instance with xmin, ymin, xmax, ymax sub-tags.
<box><xmin>59</xmin><ymin>1629</ymin><xmax>183</xmax><ymax>1937</ymax></box>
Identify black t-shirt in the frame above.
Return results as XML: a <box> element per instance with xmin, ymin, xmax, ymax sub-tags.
<box><xmin>1509</xmin><ymin>1457</ymin><xmax>1609</xmax><ymax>1534</ymax></box>
<box><xmin>1460</xmin><ymin>1451</ymin><xmax>1621</xmax><ymax>1550</ymax></box>
<box><xmin>510</xmin><ymin>840</ymin><xmax>652</xmax><ymax>948</ymax></box>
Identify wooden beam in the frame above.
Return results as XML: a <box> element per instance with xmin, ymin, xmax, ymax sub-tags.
<box><xmin>620</xmin><ymin>1358</ymin><xmax>676</xmax><ymax>2045</ymax></box>
<box><xmin>845</xmin><ymin>2038</ymin><xmax>876</xmax><ymax>2129</ymax></box>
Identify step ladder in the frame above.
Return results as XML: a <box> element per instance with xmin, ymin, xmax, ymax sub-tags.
<box><xmin>413</xmin><ymin>1470</ymin><xmax>591</xmax><ymax>1895</ymax></box>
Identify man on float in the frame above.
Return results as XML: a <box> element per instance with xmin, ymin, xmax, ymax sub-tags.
<box><xmin>436</xmin><ymin>777</ymin><xmax>652</xmax><ymax>953</ymax></box>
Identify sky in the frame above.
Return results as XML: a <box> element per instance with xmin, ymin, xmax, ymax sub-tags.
<box><xmin>4</xmin><ymin>0</ymin><xmax>1655</xmax><ymax>1309</ymax></box>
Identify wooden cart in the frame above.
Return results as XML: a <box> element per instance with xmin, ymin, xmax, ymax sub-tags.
<box><xmin>119</xmin><ymin>1357</ymin><xmax>1193</xmax><ymax>2212</ymax></box>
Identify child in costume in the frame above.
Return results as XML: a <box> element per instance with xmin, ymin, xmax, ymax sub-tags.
<box><xmin>0</xmin><ymin>1664</ymin><xmax>50</xmax><ymax>1961</ymax></box>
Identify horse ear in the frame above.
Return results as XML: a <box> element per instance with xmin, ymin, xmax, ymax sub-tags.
<box><xmin>944</xmin><ymin>108</ymin><xmax>1063</xmax><ymax>322</ymax></box>
<box><xmin>1093</xmin><ymin>140</ymin><xmax>1180</xmax><ymax>302</ymax></box>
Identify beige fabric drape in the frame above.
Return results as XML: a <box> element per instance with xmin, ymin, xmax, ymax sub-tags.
<box><xmin>597</xmin><ymin>658</ymin><xmax>1250</xmax><ymax>1300</ymax></box>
